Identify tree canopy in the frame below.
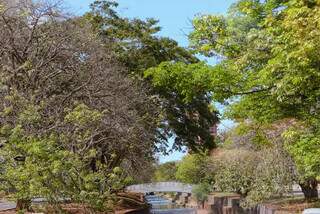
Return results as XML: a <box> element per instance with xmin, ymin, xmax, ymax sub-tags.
<box><xmin>175</xmin><ymin>153</ymin><xmax>212</xmax><ymax>184</ymax></box>
<box><xmin>152</xmin><ymin>161</ymin><xmax>177</xmax><ymax>182</ymax></box>
<box><xmin>1</xmin><ymin>0</ymin><xmax>320</xmax><ymax>211</ymax></box>
<box><xmin>85</xmin><ymin>0</ymin><xmax>219</xmax><ymax>152</ymax></box>
<box><xmin>187</xmin><ymin>0</ymin><xmax>320</xmax><ymax>199</ymax></box>
<box><xmin>0</xmin><ymin>0</ymin><xmax>159</xmax><ymax>210</ymax></box>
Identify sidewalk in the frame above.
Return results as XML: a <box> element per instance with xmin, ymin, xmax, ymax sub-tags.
<box><xmin>0</xmin><ymin>201</ymin><xmax>16</xmax><ymax>212</ymax></box>
<box><xmin>196</xmin><ymin>209</ymin><xmax>208</xmax><ymax>214</ymax></box>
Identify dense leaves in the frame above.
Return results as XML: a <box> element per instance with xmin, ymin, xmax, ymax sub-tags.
<box><xmin>189</xmin><ymin>0</ymin><xmax>320</xmax><ymax>199</ymax></box>
<box><xmin>190</xmin><ymin>0</ymin><xmax>320</xmax><ymax>122</ymax></box>
<box><xmin>86</xmin><ymin>1</ymin><xmax>219</xmax><ymax>151</ymax></box>
<box><xmin>0</xmin><ymin>0</ymin><xmax>159</xmax><ymax>210</ymax></box>
<box><xmin>175</xmin><ymin>153</ymin><xmax>212</xmax><ymax>184</ymax></box>
<box><xmin>284</xmin><ymin>129</ymin><xmax>320</xmax><ymax>181</ymax></box>
<box><xmin>152</xmin><ymin>162</ymin><xmax>177</xmax><ymax>182</ymax></box>
<box><xmin>212</xmin><ymin>148</ymin><xmax>294</xmax><ymax>207</ymax></box>
<box><xmin>145</xmin><ymin>62</ymin><xmax>219</xmax><ymax>151</ymax></box>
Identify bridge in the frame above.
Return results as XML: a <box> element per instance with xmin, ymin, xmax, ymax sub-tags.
<box><xmin>126</xmin><ymin>182</ymin><xmax>194</xmax><ymax>194</ymax></box>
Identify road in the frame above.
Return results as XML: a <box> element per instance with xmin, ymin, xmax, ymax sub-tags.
<box><xmin>150</xmin><ymin>208</ymin><xmax>197</xmax><ymax>214</ymax></box>
<box><xmin>0</xmin><ymin>201</ymin><xmax>16</xmax><ymax>211</ymax></box>
<box><xmin>146</xmin><ymin>195</ymin><xmax>197</xmax><ymax>214</ymax></box>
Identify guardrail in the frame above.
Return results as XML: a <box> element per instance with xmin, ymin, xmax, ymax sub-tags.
<box><xmin>126</xmin><ymin>182</ymin><xmax>194</xmax><ymax>193</ymax></box>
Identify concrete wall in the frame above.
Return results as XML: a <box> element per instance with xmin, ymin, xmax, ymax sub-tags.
<box><xmin>115</xmin><ymin>207</ymin><xmax>150</xmax><ymax>214</ymax></box>
<box><xmin>206</xmin><ymin>195</ymin><xmax>294</xmax><ymax>214</ymax></box>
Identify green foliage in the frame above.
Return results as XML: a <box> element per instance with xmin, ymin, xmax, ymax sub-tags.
<box><xmin>213</xmin><ymin>149</ymin><xmax>294</xmax><ymax>207</ymax></box>
<box><xmin>64</xmin><ymin>104</ymin><xmax>102</xmax><ymax>126</ymax></box>
<box><xmin>0</xmin><ymin>4</ymin><xmax>5</xmax><ymax>13</ymax></box>
<box><xmin>192</xmin><ymin>182</ymin><xmax>212</xmax><ymax>203</ymax></box>
<box><xmin>153</xmin><ymin>162</ymin><xmax>177</xmax><ymax>182</ymax></box>
<box><xmin>86</xmin><ymin>1</ymin><xmax>219</xmax><ymax>152</ymax></box>
<box><xmin>145</xmin><ymin>62</ymin><xmax>213</xmax><ymax>103</ymax></box>
<box><xmin>0</xmin><ymin>2</ymin><xmax>160</xmax><ymax>210</ymax></box>
<box><xmin>0</xmin><ymin>125</ymin><xmax>121</xmax><ymax>211</ymax></box>
<box><xmin>18</xmin><ymin>104</ymin><xmax>41</xmax><ymax>124</ymax></box>
<box><xmin>175</xmin><ymin>154</ymin><xmax>212</xmax><ymax>184</ymax></box>
<box><xmin>86</xmin><ymin>0</ymin><xmax>197</xmax><ymax>76</ymax></box>
<box><xmin>145</xmin><ymin>62</ymin><xmax>219</xmax><ymax>151</ymax></box>
<box><xmin>189</xmin><ymin>15</ymin><xmax>228</xmax><ymax>57</ymax></box>
<box><xmin>223</xmin><ymin>122</ymin><xmax>271</xmax><ymax>149</ymax></box>
<box><xmin>213</xmin><ymin>150</ymin><xmax>257</xmax><ymax>196</ymax></box>
<box><xmin>190</xmin><ymin>0</ymin><xmax>320</xmax><ymax>123</ymax></box>
<box><xmin>284</xmin><ymin>129</ymin><xmax>320</xmax><ymax>180</ymax></box>
<box><xmin>189</xmin><ymin>0</ymin><xmax>320</xmax><ymax>199</ymax></box>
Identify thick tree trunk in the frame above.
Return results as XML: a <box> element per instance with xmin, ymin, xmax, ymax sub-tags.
<box><xmin>299</xmin><ymin>178</ymin><xmax>319</xmax><ymax>201</ymax></box>
<box><xmin>16</xmin><ymin>199</ymin><xmax>31</xmax><ymax>211</ymax></box>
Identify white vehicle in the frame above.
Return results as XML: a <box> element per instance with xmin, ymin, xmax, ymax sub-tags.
<box><xmin>303</xmin><ymin>209</ymin><xmax>320</xmax><ymax>214</ymax></box>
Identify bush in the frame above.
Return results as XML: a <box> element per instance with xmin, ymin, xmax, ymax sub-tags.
<box><xmin>213</xmin><ymin>148</ymin><xmax>295</xmax><ymax>207</ymax></box>
<box><xmin>176</xmin><ymin>153</ymin><xmax>212</xmax><ymax>184</ymax></box>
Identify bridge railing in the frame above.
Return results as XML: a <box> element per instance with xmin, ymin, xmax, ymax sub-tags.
<box><xmin>126</xmin><ymin>182</ymin><xmax>194</xmax><ymax>193</ymax></box>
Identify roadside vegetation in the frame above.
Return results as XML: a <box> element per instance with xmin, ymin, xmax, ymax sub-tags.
<box><xmin>0</xmin><ymin>0</ymin><xmax>217</xmax><ymax>212</ymax></box>
<box><xmin>153</xmin><ymin>0</ymin><xmax>320</xmax><ymax>208</ymax></box>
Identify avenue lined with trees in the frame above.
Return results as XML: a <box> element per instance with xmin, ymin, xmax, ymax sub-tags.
<box><xmin>0</xmin><ymin>0</ymin><xmax>319</xmax><ymax>213</ymax></box>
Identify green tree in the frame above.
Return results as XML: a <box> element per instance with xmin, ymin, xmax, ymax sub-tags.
<box><xmin>145</xmin><ymin>62</ymin><xmax>219</xmax><ymax>151</ymax></box>
<box><xmin>192</xmin><ymin>183</ymin><xmax>212</xmax><ymax>209</ymax></box>
<box><xmin>213</xmin><ymin>148</ymin><xmax>294</xmax><ymax>207</ymax></box>
<box><xmin>284</xmin><ymin>129</ymin><xmax>320</xmax><ymax>200</ymax></box>
<box><xmin>0</xmin><ymin>1</ymin><xmax>159</xmax><ymax>211</ymax></box>
<box><xmin>175</xmin><ymin>154</ymin><xmax>212</xmax><ymax>184</ymax></box>
<box><xmin>153</xmin><ymin>162</ymin><xmax>177</xmax><ymax>182</ymax></box>
<box><xmin>189</xmin><ymin>0</ymin><xmax>320</xmax><ymax>200</ymax></box>
<box><xmin>86</xmin><ymin>0</ymin><xmax>219</xmax><ymax>152</ymax></box>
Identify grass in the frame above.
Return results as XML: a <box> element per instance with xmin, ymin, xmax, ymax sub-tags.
<box><xmin>264</xmin><ymin>197</ymin><xmax>320</xmax><ymax>213</ymax></box>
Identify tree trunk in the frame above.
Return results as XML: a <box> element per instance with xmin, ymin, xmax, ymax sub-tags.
<box><xmin>201</xmin><ymin>200</ymin><xmax>205</xmax><ymax>209</ymax></box>
<box><xmin>16</xmin><ymin>199</ymin><xmax>31</xmax><ymax>211</ymax></box>
<box><xmin>299</xmin><ymin>178</ymin><xmax>319</xmax><ymax>201</ymax></box>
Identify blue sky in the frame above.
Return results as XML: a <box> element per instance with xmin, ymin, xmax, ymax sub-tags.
<box><xmin>64</xmin><ymin>0</ymin><xmax>236</xmax><ymax>47</ymax></box>
<box><xmin>64</xmin><ymin>0</ymin><xmax>236</xmax><ymax>163</ymax></box>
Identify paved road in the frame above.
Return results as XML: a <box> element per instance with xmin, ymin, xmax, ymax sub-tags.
<box><xmin>150</xmin><ymin>208</ymin><xmax>197</xmax><ymax>214</ymax></box>
<box><xmin>0</xmin><ymin>201</ymin><xmax>16</xmax><ymax>211</ymax></box>
<box><xmin>147</xmin><ymin>194</ymin><xmax>197</xmax><ymax>214</ymax></box>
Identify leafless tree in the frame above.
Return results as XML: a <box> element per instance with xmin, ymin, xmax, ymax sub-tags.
<box><xmin>0</xmin><ymin>0</ymin><xmax>159</xmax><ymax>193</ymax></box>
